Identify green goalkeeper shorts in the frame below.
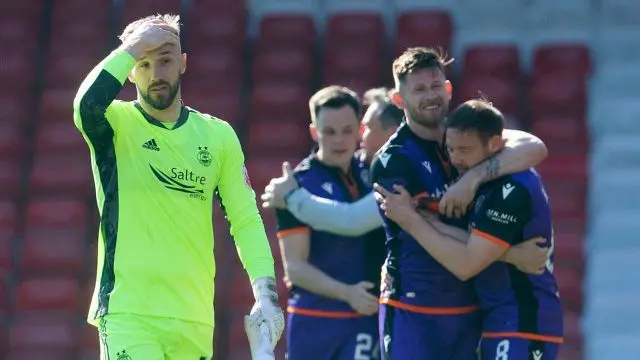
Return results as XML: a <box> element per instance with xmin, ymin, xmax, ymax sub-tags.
<box><xmin>98</xmin><ymin>313</ymin><xmax>214</xmax><ymax>360</ymax></box>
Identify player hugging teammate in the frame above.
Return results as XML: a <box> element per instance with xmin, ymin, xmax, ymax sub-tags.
<box><xmin>264</xmin><ymin>47</ymin><xmax>563</xmax><ymax>360</ymax></box>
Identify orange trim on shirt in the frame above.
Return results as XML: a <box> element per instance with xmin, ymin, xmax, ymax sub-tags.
<box><xmin>472</xmin><ymin>228</ymin><xmax>510</xmax><ymax>248</ymax></box>
<box><xmin>482</xmin><ymin>332</ymin><xmax>564</xmax><ymax>344</ymax></box>
<box><xmin>412</xmin><ymin>192</ymin><xmax>429</xmax><ymax>201</ymax></box>
<box><xmin>277</xmin><ymin>226</ymin><xmax>310</xmax><ymax>239</ymax></box>
<box><xmin>380</xmin><ymin>298</ymin><xmax>478</xmax><ymax>315</ymax></box>
<box><xmin>287</xmin><ymin>306</ymin><xmax>362</xmax><ymax>318</ymax></box>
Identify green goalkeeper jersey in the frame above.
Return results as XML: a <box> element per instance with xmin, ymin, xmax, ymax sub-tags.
<box><xmin>73</xmin><ymin>50</ymin><xmax>275</xmax><ymax>326</ymax></box>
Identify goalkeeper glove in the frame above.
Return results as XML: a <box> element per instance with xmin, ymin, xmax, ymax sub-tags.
<box><xmin>244</xmin><ymin>277</ymin><xmax>285</xmax><ymax>357</ymax></box>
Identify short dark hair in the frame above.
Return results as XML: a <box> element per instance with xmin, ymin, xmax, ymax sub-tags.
<box><xmin>392</xmin><ymin>47</ymin><xmax>453</xmax><ymax>84</ymax></box>
<box><xmin>363</xmin><ymin>87</ymin><xmax>404</xmax><ymax>129</ymax></box>
<box><xmin>309</xmin><ymin>85</ymin><xmax>361</xmax><ymax>124</ymax></box>
<box><xmin>445</xmin><ymin>99</ymin><xmax>505</xmax><ymax>143</ymax></box>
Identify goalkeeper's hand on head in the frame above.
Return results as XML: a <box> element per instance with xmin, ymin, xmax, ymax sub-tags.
<box><xmin>245</xmin><ymin>276</ymin><xmax>285</xmax><ymax>349</ymax></box>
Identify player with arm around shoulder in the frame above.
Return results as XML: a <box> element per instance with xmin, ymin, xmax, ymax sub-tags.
<box><xmin>277</xmin><ymin>86</ymin><xmax>384</xmax><ymax>360</ymax></box>
<box><xmin>376</xmin><ymin>99</ymin><xmax>563</xmax><ymax>360</ymax></box>
<box><xmin>73</xmin><ymin>14</ymin><xmax>283</xmax><ymax>360</ymax></box>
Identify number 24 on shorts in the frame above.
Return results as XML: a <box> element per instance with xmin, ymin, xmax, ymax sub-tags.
<box><xmin>354</xmin><ymin>333</ymin><xmax>380</xmax><ymax>360</ymax></box>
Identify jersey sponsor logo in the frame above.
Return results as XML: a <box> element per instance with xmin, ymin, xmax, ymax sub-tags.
<box><xmin>378</xmin><ymin>152</ymin><xmax>391</xmax><ymax>168</ymax></box>
<box><xmin>422</xmin><ymin>161</ymin><xmax>432</xmax><ymax>173</ymax></box>
<box><xmin>532</xmin><ymin>349</ymin><xmax>544</xmax><ymax>360</ymax></box>
<box><xmin>142</xmin><ymin>138</ymin><xmax>160</xmax><ymax>151</ymax></box>
<box><xmin>116</xmin><ymin>350</ymin><xmax>132</xmax><ymax>360</ymax></box>
<box><xmin>502</xmin><ymin>183</ymin><xmax>515</xmax><ymax>199</ymax></box>
<box><xmin>149</xmin><ymin>164</ymin><xmax>208</xmax><ymax>201</ymax></box>
<box><xmin>486</xmin><ymin>208</ymin><xmax>518</xmax><ymax>225</ymax></box>
<box><xmin>197</xmin><ymin>146</ymin><xmax>212</xmax><ymax>167</ymax></box>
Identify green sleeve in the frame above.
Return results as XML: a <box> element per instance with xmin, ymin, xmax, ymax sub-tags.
<box><xmin>217</xmin><ymin>122</ymin><xmax>275</xmax><ymax>281</ymax></box>
<box><xmin>73</xmin><ymin>50</ymin><xmax>135</xmax><ymax>138</ymax></box>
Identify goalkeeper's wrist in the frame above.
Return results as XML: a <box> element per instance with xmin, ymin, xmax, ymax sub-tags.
<box><xmin>251</xmin><ymin>276</ymin><xmax>278</xmax><ymax>302</ymax></box>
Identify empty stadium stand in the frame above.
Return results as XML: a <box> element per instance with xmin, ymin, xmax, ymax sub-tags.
<box><xmin>2</xmin><ymin>0</ymin><xmax>634</xmax><ymax>359</ymax></box>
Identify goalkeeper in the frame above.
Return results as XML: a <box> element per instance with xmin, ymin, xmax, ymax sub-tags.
<box><xmin>73</xmin><ymin>14</ymin><xmax>283</xmax><ymax>359</ymax></box>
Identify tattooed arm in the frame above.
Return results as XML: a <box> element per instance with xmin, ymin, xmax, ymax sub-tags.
<box><xmin>439</xmin><ymin>129</ymin><xmax>548</xmax><ymax>218</ymax></box>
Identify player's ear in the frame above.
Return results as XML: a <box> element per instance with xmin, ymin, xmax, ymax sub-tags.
<box><xmin>445</xmin><ymin>80</ymin><xmax>453</xmax><ymax>101</ymax></box>
<box><xmin>488</xmin><ymin>134</ymin><xmax>505</xmax><ymax>153</ymax></box>
<box><xmin>180</xmin><ymin>53</ymin><xmax>187</xmax><ymax>75</ymax></box>
<box><xmin>390</xmin><ymin>90</ymin><xmax>405</xmax><ymax>109</ymax></box>
<box><xmin>309</xmin><ymin>123</ymin><xmax>318</xmax><ymax>142</ymax></box>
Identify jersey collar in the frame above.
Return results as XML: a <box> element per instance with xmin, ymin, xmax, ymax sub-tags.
<box><xmin>133</xmin><ymin>101</ymin><xmax>189</xmax><ymax>130</ymax></box>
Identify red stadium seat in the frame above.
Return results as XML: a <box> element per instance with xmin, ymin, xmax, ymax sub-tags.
<box><xmin>320</xmin><ymin>74</ymin><xmax>381</xmax><ymax>98</ymax></box>
<box><xmin>323</xmin><ymin>42</ymin><xmax>384</xmax><ymax>83</ymax></box>
<box><xmin>228</xmin><ymin>279</ymin><xmax>256</xmax><ymax>309</ymax></box>
<box><xmin>529</xmin><ymin>75</ymin><xmax>586</xmax><ymax>117</ymax></box>
<box><xmin>463</xmin><ymin>45</ymin><xmax>520</xmax><ymax>79</ymax></box>
<box><xmin>554</xmin><ymin>268</ymin><xmax>582</xmax><ymax>313</ymax></box>
<box><xmin>0</xmin><ymin>14</ymin><xmax>39</xmax><ymax>50</ymax></box>
<box><xmin>563</xmin><ymin>311</ymin><xmax>583</xmax><ymax>345</ymax></box>
<box><xmin>250</xmin><ymin>82</ymin><xmax>310</xmax><ymax>119</ymax></box>
<box><xmin>458</xmin><ymin>76</ymin><xmax>520</xmax><ymax>116</ymax></box>
<box><xmin>394</xmin><ymin>11</ymin><xmax>453</xmax><ymax>56</ymax></box>
<box><xmin>326</xmin><ymin>13</ymin><xmax>384</xmax><ymax>44</ymax></box>
<box><xmin>14</xmin><ymin>276</ymin><xmax>80</xmax><ymax>313</ymax></box>
<box><xmin>0</xmin><ymin>124</ymin><xmax>25</xmax><ymax>161</ymax></box>
<box><xmin>48</xmin><ymin>15</ymin><xmax>109</xmax><ymax>57</ymax></box>
<box><xmin>79</xmin><ymin>324</ymin><xmax>99</xmax><ymax>355</ymax></box>
<box><xmin>252</xmin><ymin>46</ymin><xmax>315</xmax><ymax>84</ymax></box>
<box><xmin>184</xmin><ymin>86</ymin><xmax>242</xmax><ymax>125</ymax></box>
<box><xmin>247</xmin><ymin>119</ymin><xmax>311</xmax><ymax>157</ymax></box>
<box><xmin>20</xmin><ymin>228</ymin><xmax>86</xmax><ymax>274</ymax></box>
<box><xmin>0</xmin><ymin>231</ymin><xmax>12</xmax><ymax>271</ymax></box>
<box><xmin>183</xmin><ymin>47</ymin><xmax>243</xmax><ymax>85</ymax></box>
<box><xmin>0</xmin><ymin>160</ymin><xmax>22</xmax><ymax>201</ymax></box>
<box><xmin>259</xmin><ymin>15</ymin><xmax>315</xmax><ymax>49</ymax></box>
<box><xmin>533</xmin><ymin>44</ymin><xmax>591</xmax><ymax>78</ymax></box>
<box><xmin>26</xmin><ymin>199</ymin><xmax>88</xmax><ymax>229</ymax></box>
<box><xmin>544</xmin><ymin>181</ymin><xmax>586</xmax><ymax>220</ymax></box>
<box><xmin>122</xmin><ymin>0</ymin><xmax>182</xmax><ymax>25</ymax></box>
<box><xmin>39</xmin><ymin>88</ymin><xmax>77</xmax><ymax>123</ymax></box>
<box><xmin>536</xmin><ymin>155</ymin><xmax>587</xmax><ymax>182</ymax></box>
<box><xmin>187</xmin><ymin>7</ymin><xmax>246</xmax><ymax>52</ymax></box>
<box><xmin>35</xmin><ymin>122</ymin><xmax>86</xmax><ymax>154</ymax></box>
<box><xmin>0</xmin><ymin>201</ymin><xmax>18</xmax><ymax>235</ymax></box>
<box><xmin>0</xmin><ymin>52</ymin><xmax>37</xmax><ymax>97</ymax></box>
<box><xmin>0</xmin><ymin>0</ymin><xmax>44</xmax><ymax>18</ymax></box>
<box><xmin>44</xmin><ymin>51</ymin><xmax>103</xmax><ymax>89</ymax></box>
<box><xmin>28</xmin><ymin>153</ymin><xmax>93</xmax><ymax>198</ymax></box>
<box><xmin>553</xmin><ymin>231</ymin><xmax>584</xmax><ymax>273</ymax></box>
<box><xmin>9</xmin><ymin>316</ymin><xmax>76</xmax><ymax>355</ymax></box>
<box><xmin>5</xmin><ymin>352</ymin><xmax>75</xmax><ymax>360</ymax></box>
<box><xmin>531</xmin><ymin>114</ymin><xmax>588</xmax><ymax>152</ymax></box>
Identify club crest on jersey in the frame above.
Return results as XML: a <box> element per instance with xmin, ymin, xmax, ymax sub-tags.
<box><xmin>116</xmin><ymin>350</ymin><xmax>132</xmax><ymax>360</ymax></box>
<box><xmin>197</xmin><ymin>146</ymin><xmax>212</xmax><ymax>167</ymax></box>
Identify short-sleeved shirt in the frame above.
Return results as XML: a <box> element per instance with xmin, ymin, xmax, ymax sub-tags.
<box><xmin>74</xmin><ymin>50</ymin><xmax>273</xmax><ymax>326</ymax></box>
<box><xmin>469</xmin><ymin>169</ymin><xmax>563</xmax><ymax>342</ymax></box>
<box><xmin>276</xmin><ymin>154</ymin><xmax>386</xmax><ymax>317</ymax></box>
<box><xmin>370</xmin><ymin>123</ymin><xmax>478</xmax><ymax>313</ymax></box>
